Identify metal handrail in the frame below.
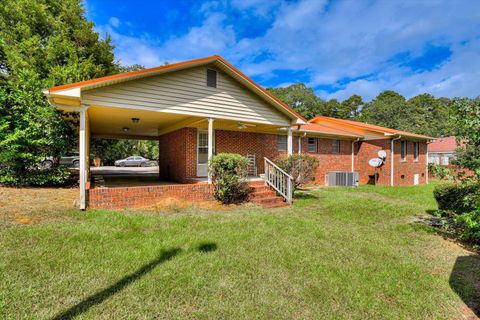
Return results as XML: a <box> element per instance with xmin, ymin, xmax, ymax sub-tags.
<box><xmin>263</xmin><ymin>157</ymin><xmax>293</xmax><ymax>203</ymax></box>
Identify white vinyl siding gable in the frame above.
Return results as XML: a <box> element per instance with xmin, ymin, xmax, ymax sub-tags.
<box><xmin>82</xmin><ymin>67</ymin><xmax>291</xmax><ymax>126</ymax></box>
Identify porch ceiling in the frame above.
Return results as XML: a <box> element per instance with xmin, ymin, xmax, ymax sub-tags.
<box><xmin>88</xmin><ymin>105</ymin><xmax>195</xmax><ymax>139</ymax></box>
<box><xmin>87</xmin><ymin>105</ymin><xmax>286</xmax><ymax>139</ymax></box>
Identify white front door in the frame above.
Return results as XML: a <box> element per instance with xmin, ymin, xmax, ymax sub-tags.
<box><xmin>197</xmin><ymin>129</ymin><xmax>214</xmax><ymax>177</ymax></box>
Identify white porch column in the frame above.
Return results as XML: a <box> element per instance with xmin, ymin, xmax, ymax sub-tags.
<box><xmin>287</xmin><ymin>127</ymin><xmax>293</xmax><ymax>155</ymax></box>
<box><xmin>298</xmin><ymin>136</ymin><xmax>302</xmax><ymax>154</ymax></box>
<box><xmin>426</xmin><ymin>149</ymin><xmax>429</xmax><ymax>184</ymax></box>
<box><xmin>207</xmin><ymin>118</ymin><xmax>215</xmax><ymax>184</ymax></box>
<box><xmin>79</xmin><ymin>107</ymin><xmax>87</xmax><ymax>210</ymax></box>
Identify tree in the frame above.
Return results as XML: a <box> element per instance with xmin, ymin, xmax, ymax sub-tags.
<box><xmin>267</xmin><ymin>83</ymin><xmax>325</xmax><ymax>119</ymax></box>
<box><xmin>339</xmin><ymin>95</ymin><xmax>364</xmax><ymax>119</ymax></box>
<box><xmin>90</xmin><ymin>139</ymin><xmax>159</xmax><ymax>165</ymax></box>
<box><xmin>0</xmin><ymin>0</ymin><xmax>118</xmax><ymax>185</ymax></box>
<box><xmin>358</xmin><ymin>90</ymin><xmax>424</xmax><ymax>133</ymax></box>
<box><xmin>407</xmin><ymin>94</ymin><xmax>454</xmax><ymax>137</ymax></box>
<box><xmin>452</xmin><ymin>98</ymin><xmax>480</xmax><ymax>178</ymax></box>
<box><xmin>0</xmin><ymin>70</ymin><xmax>75</xmax><ymax>185</ymax></box>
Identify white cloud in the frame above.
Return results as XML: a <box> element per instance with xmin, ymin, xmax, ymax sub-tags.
<box><xmin>96</xmin><ymin>0</ymin><xmax>480</xmax><ymax>100</ymax></box>
<box><xmin>108</xmin><ymin>17</ymin><xmax>120</xmax><ymax>27</ymax></box>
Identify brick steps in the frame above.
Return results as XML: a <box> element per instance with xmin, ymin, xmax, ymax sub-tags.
<box><xmin>249</xmin><ymin>182</ymin><xmax>288</xmax><ymax>209</ymax></box>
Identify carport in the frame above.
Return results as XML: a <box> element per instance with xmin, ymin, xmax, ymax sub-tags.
<box><xmin>42</xmin><ymin>56</ymin><xmax>304</xmax><ymax>209</ymax></box>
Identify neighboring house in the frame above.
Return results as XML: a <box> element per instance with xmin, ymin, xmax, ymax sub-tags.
<box><xmin>428</xmin><ymin>136</ymin><xmax>460</xmax><ymax>165</ymax></box>
<box><xmin>42</xmin><ymin>55</ymin><xmax>432</xmax><ymax>209</ymax></box>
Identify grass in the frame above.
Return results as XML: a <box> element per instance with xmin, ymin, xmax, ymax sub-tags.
<box><xmin>1</xmin><ymin>182</ymin><xmax>479</xmax><ymax>319</ymax></box>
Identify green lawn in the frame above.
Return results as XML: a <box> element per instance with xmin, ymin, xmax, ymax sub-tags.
<box><xmin>1</xmin><ymin>183</ymin><xmax>479</xmax><ymax>319</ymax></box>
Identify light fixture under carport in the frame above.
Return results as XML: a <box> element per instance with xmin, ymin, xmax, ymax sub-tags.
<box><xmin>131</xmin><ymin>117</ymin><xmax>140</xmax><ymax>124</ymax></box>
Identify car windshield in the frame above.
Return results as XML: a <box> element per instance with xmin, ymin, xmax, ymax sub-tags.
<box><xmin>126</xmin><ymin>157</ymin><xmax>135</xmax><ymax>160</ymax></box>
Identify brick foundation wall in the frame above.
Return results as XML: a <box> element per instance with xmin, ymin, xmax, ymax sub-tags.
<box><xmin>89</xmin><ymin>184</ymin><xmax>214</xmax><ymax>209</ymax></box>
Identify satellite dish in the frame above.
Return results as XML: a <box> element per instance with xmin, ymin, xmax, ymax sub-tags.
<box><xmin>378</xmin><ymin>150</ymin><xmax>387</xmax><ymax>159</ymax></box>
<box><xmin>369</xmin><ymin>158</ymin><xmax>383</xmax><ymax>168</ymax></box>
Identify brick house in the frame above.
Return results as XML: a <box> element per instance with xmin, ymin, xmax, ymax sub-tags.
<box><xmin>43</xmin><ymin>55</ymin><xmax>432</xmax><ymax>209</ymax></box>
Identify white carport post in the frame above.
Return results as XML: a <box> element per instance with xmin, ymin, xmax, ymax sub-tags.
<box><xmin>207</xmin><ymin>118</ymin><xmax>215</xmax><ymax>184</ymax></box>
<box><xmin>79</xmin><ymin>106</ymin><xmax>88</xmax><ymax>210</ymax></box>
<box><xmin>287</xmin><ymin>127</ymin><xmax>293</xmax><ymax>156</ymax></box>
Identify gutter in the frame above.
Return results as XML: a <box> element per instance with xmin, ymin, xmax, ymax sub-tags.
<box><xmin>351</xmin><ymin>138</ymin><xmax>360</xmax><ymax>172</ymax></box>
<box><xmin>390</xmin><ymin>136</ymin><xmax>402</xmax><ymax>186</ymax></box>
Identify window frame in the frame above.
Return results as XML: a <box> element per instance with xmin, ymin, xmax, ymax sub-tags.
<box><xmin>413</xmin><ymin>142</ymin><xmax>419</xmax><ymax>162</ymax></box>
<box><xmin>332</xmin><ymin>140</ymin><xmax>340</xmax><ymax>154</ymax></box>
<box><xmin>400</xmin><ymin>140</ymin><xmax>407</xmax><ymax>161</ymax></box>
<box><xmin>277</xmin><ymin>135</ymin><xmax>288</xmax><ymax>152</ymax></box>
<box><xmin>307</xmin><ymin>137</ymin><xmax>317</xmax><ymax>153</ymax></box>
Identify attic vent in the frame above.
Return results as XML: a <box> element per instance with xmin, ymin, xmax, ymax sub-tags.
<box><xmin>206</xmin><ymin>69</ymin><xmax>217</xmax><ymax>88</ymax></box>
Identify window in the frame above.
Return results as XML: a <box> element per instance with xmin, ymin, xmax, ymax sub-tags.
<box><xmin>400</xmin><ymin>140</ymin><xmax>407</xmax><ymax>161</ymax></box>
<box><xmin>332</xmin><ymin>140</ymin><xmax>340</xmax><ymax>153</ymax></box>
<box><xmin>206</xmin><ymin>69</ymin><xmax>217</xmax><ymax>88</ymax></box>
<box><xmin>277</xmin><ymin>135</ymin><xmax>287</xmax><ymax>152</ymax></box>
<box><xmin>441</xmin><ymin>156</ymin><xmax>450</xmax><ymax>165</ymax></box>
<box><xmin>308</xmin><ymin>137</ymin><xmax>317</xmax><ymax>153</ymax></box>
<box><xmin>413</xmin><ymin>142</ymin><xmax>419</xmax><ymax>161</ymax></box>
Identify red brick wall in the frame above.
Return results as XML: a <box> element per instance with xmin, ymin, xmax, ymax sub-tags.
<box><xmin>159</xmin><ymin>128</ymin><xmax>427</xmax><ymax>186</ymax></box>
<box><xmin>356</xmin><ymin>139</ymin><xmax>428</xmax><ymax>186</ymax></box>
<box><xmin>89</xmin><ymin>184</ymin><xmax>214</xmax><ymax>209</ymax></box>
<box><xmin>393</xmin><ymin>140</ymin><xmax>428</xmax><ymax>186</ymax></box>
<box><xmin>298</xmin><ymin>137</ymin><xmax>354</xmax><ymax>185</ymax></box>
<box><xmin>215</xmin><ymin>130</ymin><xmax>279</xmax><ymax>174</ymax></box>
<box><xmin>158</xmin><ymin>128</ymin><xmax>187</xmax><ymax>182</ymax></box>
<box><xmin>357</xmin><ymin>139</ymin><xmax>391</xmax><ymax>185</ymax></box>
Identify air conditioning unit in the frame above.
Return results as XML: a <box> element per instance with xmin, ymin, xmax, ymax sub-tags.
<box><xmin>326</xmin><ymin>171</ymin><xmax>359</xmax><ymax>187</ymax></box>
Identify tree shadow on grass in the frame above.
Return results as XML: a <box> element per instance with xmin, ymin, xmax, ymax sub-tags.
<box><xmin>52</xmin><ymin>248</ymin><xmax>181</xmax><ymax>320</ymax></box>
<box><xmin>450</xmin><ymin>255</ymin><xmax>480</xmax><ymax>317</ymax></box>
<box><xmin>197</xmin><ymin>242</ymin><xmax>217</xmax><ymax>253</ymax></box>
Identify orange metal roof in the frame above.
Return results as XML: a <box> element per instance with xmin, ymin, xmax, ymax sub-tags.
<box><xmin>300</xmin><ymin>122</ymin><xmax>361</xmax><ymax>138</ymax></box>
<box><xmin>309</xmin><ymin>116</ymin><xmax>433</xmax><ymax>140</ymax></box>
<box><xmin>47</xmin><ymin>55</ymin><xmax>306</xmax><ymax>123</ymax></box>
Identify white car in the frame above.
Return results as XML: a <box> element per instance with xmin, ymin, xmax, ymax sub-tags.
<box><xmin>114</xmin><ymin>156</ymin><xmax>150</xmax><ymax>167</ymax></box>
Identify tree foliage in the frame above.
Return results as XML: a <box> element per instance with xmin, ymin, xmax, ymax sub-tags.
<box><xmin>0</xmin><ymin>0</ymin><xmax>118</xmax><ymax>185</ymax></box>
<box><xmin>268</xmin><ymin>83</ymin><xmax>457</xmax><ymax>137</ymax></box>
<box><xmin>267</xmin><ymin>83</ymin><xmax>325</xmax><ymax>119</ymax></box>
<box><xmin>452</xmin><ymin>98</ymin><xmax>480</xmax><ymax>178</ymax></box>
<box><xmin>91</xmin><ymin>139</ymin><xmax>159</xmax><ymax>165</ymax></box>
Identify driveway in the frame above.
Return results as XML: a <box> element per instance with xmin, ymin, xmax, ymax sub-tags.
<box><xmin>90</xmin><ymin>166</ymin><xmax>166</xmax><ymax>188</ymax></box>
<box><xmin>91</xmin><ymin>166</ymin><xmax>159</xmax><ymax>177</ymax></box>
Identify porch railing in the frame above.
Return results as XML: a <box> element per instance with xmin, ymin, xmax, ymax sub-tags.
<box><xmin>263</xmin><ymin>157</ymin><xmax>293</xmax><ymax>204</ymax></box>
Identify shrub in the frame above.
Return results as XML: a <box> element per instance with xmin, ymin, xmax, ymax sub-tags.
<box><xmin>433</xmin><ymin>183</ymin><xmax>480</xmax><ymax>214</ymax></box>
<box><xmin>208</xmin><ymin>153</ymin><xmax>249</xmax><ymax>204</ymax></box>
<box><xmin>428</xmin><ymin>163</ymin><xmax>454</xmax><ymax>181</ymax></box>
<box><xmin>275</xmin><ymin>154</ymin><xmax>319</xmax><ymax>189</ymax></box>
<box><xmin>454</xmin><ymin>210</ymin><xmax>480</xmax><ymax>243</ymax></box>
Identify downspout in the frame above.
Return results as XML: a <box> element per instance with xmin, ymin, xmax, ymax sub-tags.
<box><xmin>351</xmin><ymin>138</ymin><xmax>360</xmax><ymax>172</ymax></box>
<box><xmin>390</xmin><ymin>136</ymin><xmax>402</xmax><ymax>186</ymax></box>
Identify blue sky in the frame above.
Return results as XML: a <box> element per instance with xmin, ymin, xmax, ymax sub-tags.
<box><xmin>85</xmin><ymin>0</ymin><xmax>480</xmax><ymax>101</ymax></box>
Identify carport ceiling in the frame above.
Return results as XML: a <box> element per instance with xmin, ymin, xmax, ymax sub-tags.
<box><xmin>88</xmin><ymin>106</ymin><xmax>195</xmax><ymax>138</ymax></box>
